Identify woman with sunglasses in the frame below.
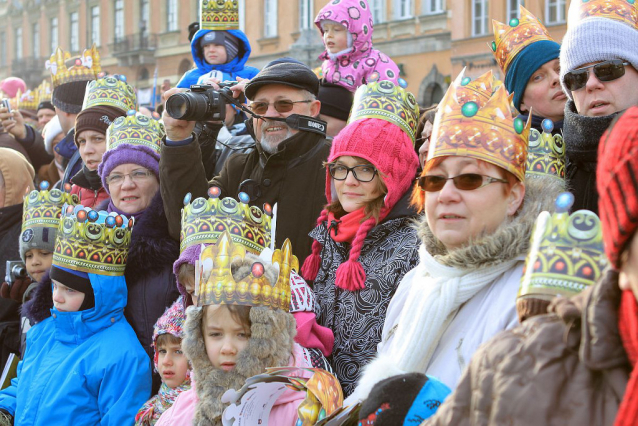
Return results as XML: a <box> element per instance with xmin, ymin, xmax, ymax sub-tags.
<box><xmin>301</xmin><ymin>83</ymin><xmax>421</xmax><ymax>397</ymax></box>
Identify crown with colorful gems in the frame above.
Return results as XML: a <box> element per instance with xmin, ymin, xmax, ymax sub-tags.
<box><xmin>53</xmin><ymin>205</ymin><xmax>134</xmax><ymax>276</ymax></box>
<box><xmin>106</xmin><ymin>110</ymin><xmax>165</xmax><ymax>155</ymax></box>
<box><xmin>569</xmin><ymin>0</ymin><xmax>638</xmax><ymax>29</ymax></box>
<box><xmin>518</xmin><ymin>193</ymin><xmax>608</xmax><ymax>302</ymax></box>
<box><xmin>82</xmin><ymin>74</ymin><xmax>137</xmax><ymax>112</ymax></box>
<box><xmin>46</xmin><ymin>46</ymin><xmax>101</xmax><ymax>89</ymax></box>
<box><xmin>200</xmin><ymin>0</ymin><xmax>239</xmax><ymax>30</ymax></box>
<box><xmin>180</xmin><ymin>188</ymin><xmax>272</xmax><ymax>253</ymax></box>
<box><xmin>37</xmin><ymin>80</ymin><xmax>52</xmax><ymax>103</ymax></box>
<box><xmin>491</xmin><ymin>6</ymin><xmax>555</xmax><ymax>73</ymax></box>
<box><xmin>196</xmin><ymin>232</ymin><xmax>297</xmax><ymax>310</ymax></box>
<box><xmin>427</xmin><ymin>70</ymin><xmax>530</xmax><ymax>181</ymax></box>
<box><xmin>22</xmin><ymin>182</ymin><xmax>79</xmax><ymax>233</ymax></box>
<box><xmin>348</xmin><ymin>78</ymin><xmax>419</xmax><ymax>144</ymax></box>
<box><xmin>526</xmin><ymin>119</ymin><xmax>566</xmax><ymax>180</ymax></box>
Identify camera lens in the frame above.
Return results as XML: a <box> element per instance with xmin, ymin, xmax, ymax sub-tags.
<box><xmin>166</xmin><ymin>91</ymin><xmax>212</xmax><ymax>121</ymax></box>
<box><xmin>11</xmin><ymin>265</ymin><xmax>26</xmax><ymax>278</ymax></box>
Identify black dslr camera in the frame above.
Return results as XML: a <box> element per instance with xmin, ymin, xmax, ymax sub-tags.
<box><xmin>5</xmin><ymin>260</ymin><xmax>27</xmax><ymax>286</ymax></box>
<box><xmin>165</xmin><ymin>82</ymin><xmax>238</xmax><ymax>122</ymax></box>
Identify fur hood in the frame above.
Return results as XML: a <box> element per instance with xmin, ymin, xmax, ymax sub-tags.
<box><xmin>182</xmin><ymin>305</ymin><xmax>297</xmax><ymax>426</ymax></box>
<box><xmin>22</xmin><ymin>272</ymin><xmax>53</xmax><ymax>324</ymax></box>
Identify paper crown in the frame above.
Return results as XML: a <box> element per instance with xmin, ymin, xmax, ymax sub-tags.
<box><xmin>22</xmin><ymin>181</ymin><xmax>79</xmax><ymax>233</ymax></box>
<box><xmin>568</xmin><ymin>0</ymin><xmax>638</xmax><ymax>29</ymax></box>
<box><xmin>106</xmin><ymin>110</ymin><xmax>165</xmax><ymax>155</ymax></box>
<box><xmin>82</xmin><ymin>74</ymin><xmax>137</xmax><ymax>112</ymax></box>
<box><xmin>491</xmin><ymin>6</ymin><xmax>555</xmax><ymax>73</ymax></box>
<box><xmin>15</xmin><ymin>89</ymin><xmax>38</xmax><ymax>111</ymax></box>
<box><xmin>53</xmin><ymin>205</ymin><xmax>134</xmax><ymax>276</ymax></box>
<box><xmin>46</xmin><ymin>46</ymin><xmax>101</xmax><ymax>89</ymax></box>
<box><xmin>427</xmin><ymin>70</ymin><xmax>530</xmax><ymax>181</ymax></box>
<box><xmin>348</xmin><ymin>79</ymin><xmax>419</xmax><ymax>144</ymax></box>
<box><xmin>180</xmin><ymin>188</ymin><xmax>272</xmax><ymax>253</ymax></box>
<box><xmin>37</xmin><ymin>80</ymin><xmax>52</xmax><ymax>103</ymax></box>
<box><xmin>196</xmin><ymin>232</ymin><xmax>297</xmax><ymax>310</ymax></box>
<box><xmin>526</xmin><ymin>118</ymin><xmax>566</xmax><ymax>180</ymax></box>
<box><xmin>200</xmin><ymin>0</ymin><xmax>239</xmax><ymax>30</ymax></box>
<box><xmin>519</xmin><ymin>193</ymin><xmax>608</xmax><ymax>302</ymax></box>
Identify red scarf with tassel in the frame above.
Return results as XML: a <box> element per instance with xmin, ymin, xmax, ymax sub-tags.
<box><xmin>327</xmin><ymin>209</ymin><xmax>366</xmax><ymax>243</ymax></box>
<box><xmin>617</xmin><ymin>289</ymin><xmax>638</xmax><ymax>426</ymax></box>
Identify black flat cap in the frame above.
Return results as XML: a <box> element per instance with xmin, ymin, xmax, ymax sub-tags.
<box><xmin>245</xmin><ymin>62</ymin><xmax>319</xmax><ymax>100</ymax></box>
<box><xmin>318</xmin><ymin>81</ymin><xmax>353</xmax><ymax>121</ymax></box>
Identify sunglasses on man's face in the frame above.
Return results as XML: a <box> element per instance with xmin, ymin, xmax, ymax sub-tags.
<box><xmin>248</xmin><ymin>99</ymin><xmax>312</xmax><ymax>115</ymax></box>
<box><xmin>564</xmin><ymin>60</ymin><xmax>630</xmax><ymax>92</ymax></box>
<box><xmin>417</xmin><ymin>173</ymin><xmax>508</xmax><ymax>192</ymax></box>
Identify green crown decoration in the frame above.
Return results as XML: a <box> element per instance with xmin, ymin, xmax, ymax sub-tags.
<box><xmin>180</xmin><ymin>188</ymin><xmax>272</xmax><ymax>254</ymax></box>
<box><xmin>348</xmin><ymin>79</ymin><xmax>420</xmax><ymax>145</ymax></box>
<box><xmin>518</xmin><ymin>193</ymin><xmax>608</xmax><ymax>302</ymax></box>
<box><xmin>106</xmin><ymin>110</ymin><xmax>165</xmax><ymax>155</ymax></box>
<box><xmin>526</xmin><ymin>118</ymin><xmax>566</xmax><ymax>180</ymax></box>
<box><xmin>53</xmin><ymin>205</ymin><xmax>134</xmax><ymax>276</ymax></box>
<box><xmin>200</xmin><ymin>0</ymin><xmax>239</xmax><ymax>30</ymax></box>
<box><xmin>82</xmin><ymin>74</ymin><xmax>137</xmax><ymax>113</ymax></box>
<box><xmin>22</xmin><ymin>181</ymin><xmax>79</xmax><ymax>232</ymax></box>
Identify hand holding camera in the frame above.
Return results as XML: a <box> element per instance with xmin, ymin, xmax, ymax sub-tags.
<box><xmin>1</xmin><ymin>261</ymin><xmax>32</xmax><ymax>303</ymax></box>
<box><xmin>0</xmin><ymin>102</ymin><xmax>27</xmax><ymax>140</ymax></box>
<box><xmin>162</xmin><ymin>87</ymin><xmax>197</xmax><ymax>141</ymax></box>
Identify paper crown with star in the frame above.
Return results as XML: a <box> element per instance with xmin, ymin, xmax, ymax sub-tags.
<box><xmin>526</xmin><ymin>118</ymin><xmax>566</xmax><ymax>181</ymax></box>
<box><xmin>568</xmin><ymin>0</ymin><xmax>638</xmax><ymax>29</ymax></box>
<box><xmin>518</xmin><ymin>193</ymin><xmax>608</xmax><ymax>302</ymax></box>
<box><xmin>491</xmin><ymin>6</ymin><xmax>556</xmax><ymax>73</ymax></box>
<box><xmin>82</xmin><ymin>74</ymin><xmax>137</xmax><ymax>113</ymax></box>
<box><xmin>22</xmin><ymin>181</ymin><xmax>79</xmax><ymax>234</ymax></box>
<box><xmin>53</xmin><ymin>205</ymin><xmax>134</xmax><ymax>276</ymax></box>
<box><xmin>348</xmin><ymin>79</ymin><xmax>420</xmax><ymax>144</ymax></box>
<box><xmin>14</xmin><ymin>89</ymin><xmax>38</xmax><ymax>112</ymax></box>
<box><xmin>106</xmin><ymin>110</ymin><xmax>164</xmax><ymax>155</ymax></box>
<box><xmin>427</xmin><ymin>70</ymin><xmax>530</xmax><ymax>181</ymax></box>
<box><xmin>46</xmin><ymin>46</ymin><xmax>101</xmax><ymax>89</ymax></box>
<box><xmin>200</xmin><ymin>0</ymin><xmax>239</xmax><ymax>30</ymax></box>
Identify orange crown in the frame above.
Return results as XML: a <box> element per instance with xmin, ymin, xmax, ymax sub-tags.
<box><xmin>427</xmin><ymin>70</ymin><xmax>530</xmax><ymax>181</ymax></box>
<box><xmin>568</xmin><ymin>0</ymin><xmax>638</xmax><ymax>29</ymax></box>
<box><xmin>46</xmin><ymin>45</ymin><xmax>101</xmax><ymax>89</ymax></box>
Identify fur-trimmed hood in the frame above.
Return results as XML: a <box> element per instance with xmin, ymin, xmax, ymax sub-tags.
<box><xmin>22</xmin><ymin>272</ymin><xmax>53</xmax><ymax>325</ymax></box>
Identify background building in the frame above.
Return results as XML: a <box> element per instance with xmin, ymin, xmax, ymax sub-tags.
<box><xmin>0</xmin><ymin>0</ymin><xmax>570</xmax><ymax>108</ymax></box>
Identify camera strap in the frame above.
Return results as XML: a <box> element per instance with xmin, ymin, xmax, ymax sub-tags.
<box><xmin>243</xmin><ymin>114</ymin><xmax>327</xmax><ymax>139</ymax></box>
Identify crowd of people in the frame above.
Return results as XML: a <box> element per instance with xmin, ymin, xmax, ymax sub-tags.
<box><xmin>0</xmin><ymin>0</ymin><xmax>637</xmax><ymax>424</ymax></box>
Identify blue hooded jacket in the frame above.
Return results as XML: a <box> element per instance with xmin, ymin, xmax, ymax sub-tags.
<box><xmin>177</xmin><ymin>29</ymin><xmax>259</xmax><ymax>88</ymax></box>
<box><xmin>0</xmin><ymin>273</ymin><xmax>152</xmax><ymax>425</ymax></box>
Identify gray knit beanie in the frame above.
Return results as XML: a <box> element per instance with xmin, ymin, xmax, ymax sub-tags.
<box><xmin>20</xmin><ymin>227</ymin><xmax>57</xmax><ymax>262</ymax></box>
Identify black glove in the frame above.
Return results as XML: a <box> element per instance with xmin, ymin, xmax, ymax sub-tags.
<box><xmin>0</xmin><ymin>276</ymin><xmax>33</xmax><ymax>303</ymax></box>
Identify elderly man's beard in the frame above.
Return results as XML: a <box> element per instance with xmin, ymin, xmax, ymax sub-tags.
<box><xmin>259</xmin><ymin>119</ymin><xmax>294</xmax><ymax>154</ymax></box>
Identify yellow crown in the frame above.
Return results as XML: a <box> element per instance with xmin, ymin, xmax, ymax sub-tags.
<box><xmin>491</xmin><ymin>6</ymin><xmax>555</xmax><ymax>73</ymax></box>
<box><xmin>15</xmin><ymin>89</ymin><xmax>38</xmax><ymax>111</ymax></box>
<box><xmin>37</xmin><ymin>80</ymin><xmax>52</xmax><ymax>103</ymax></box>
<box><xmin>196</xmin><ymin>232</ymin><xmax>297</xmax><ymax>310</ymax></box>
<box><xmin>106</xmin><ymin>110</ymin><xmax>164</xmax><ymax>155</ymax></box>
<box><xmin>526</xmin><ymin>119</ymin><xmax>566</xmax><ymax>180</ymax></box>
<box><xmin>82</xmin><ymin>75</ymin><xmax>137</xmax><ymax>112</ymax></box>
<box><xmin>569</xmin><ymin>0</ymin><xmax>638</xmax><ymax>29</ymax></box>
<box><xmin>22</xmin><ymin>181</ymin><xmax>78</xmax><ymax>232</ymax></box>
<box><xmin>427</xmin><ymin>70</ymin><xmax>530</xmax><ymax>181</ymax></box>
<box><xmin>46</xmin><ymin>45</ymin><xmax>101</xmax><ymax>89</ymax></box>
<box><xmin>519</xmin><ymin>193</ymin><xmax>608</xmax><ymax>302</ymax></box>
<box><xmin>200</xmin><ymin>0</ymin><xmax>239</xmax><ymax>31</ymax></box>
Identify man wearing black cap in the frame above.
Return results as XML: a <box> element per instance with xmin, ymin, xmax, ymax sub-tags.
<box><xmin>318</xmin><ymin>81</ymin><xmax>353</xmax><ymax>138</ymax></box>
<box><xmin>36</xmin><ymin>101</ymin><xmax>56</xmax><ymax>129</ymax></box>
<box><xmin>160</xmin><ymin>61</ymin><xmax>331</xmax><ymax>265</ymax></box>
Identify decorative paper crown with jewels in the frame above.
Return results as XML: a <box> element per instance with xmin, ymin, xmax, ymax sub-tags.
<box><xmin>82</xmin><ymin>74</ymin><xmax>137</xmax><ymax>113</ymax></box>
<box><xmin>427</xmin><ymin>70</ymin><xmax>530</xmax><ymax>181</ymax></box>
<box><xmin>200</xmin><ymin>0</ymin><xmax>239</xmax><ymax>30</ymax></box>
<box><xmin>22</xmin><ymin>181</ymin><xmax>79</xmax><ymax>232</ymax></box>
<box><xmin>46</xmin><ymin>45</ymin><xmax>101</xmax><ymax>89</ymax></box>
<box><xmin>491</xmin><ymin>6</ymin><xmax>555</xmax><ymax>73</ymax></box>
<box><xmin>53</xmin><ymin>205</ymin><xmax>134</xmax><ymax>276</ymax></box>
<box><xmin>15</xmin><ymin>89</ymin><xmax>38</xmax><ymax>111</ymax></box>
<box><xmin>196</xmin><ymin>232</ymin><xmax>297</xmax><ymax>310</ymax></box>
<box><xmin>106</xmin><ymin>110</ymin><xmax>164</xmax><ymax>155</ymax></box>
<box><xmin>526</xmin><ymin>118</ymin><xmax>566</xmax><ymax>180</ymax></box>
<box><xmin>518</xmin><ymin>192</ymin><xmax>608</xmax><ymax>302</ymax></box>
<box><xmin>568</xmin><ymin>0</ymin><xmax>638</xmax><ymax>29</ymax></box>
<box><xmin>348</xmin><ymin>79</ymin><xmax>420</xmax><ymax>144</ymax></box>
<box><xmin>37</xmin><ymin>80</ymin><xmax>52</xmax><ymax>103</ymax></box>
<box><xmin>180</xmin><ymin>188</ymin><xmax>272</xmax><ymax>253</ymax></box>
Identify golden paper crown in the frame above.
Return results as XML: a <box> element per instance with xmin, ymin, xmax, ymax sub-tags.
<box><xmin>37</xmin><ymin>80</ymin><xmax>52</xmax><ymax>103</ymax></box>
<box><xmin>15</xmin><ymin>89</ymin><xmax>38</xmax><ymax>112</ymax></box>
<box><xmin>106</xmin><ymin>110</ymin><xmax>165</xmax><ymax>155</ymax></box>
<box><xmin>519</xmin><ymin>193</ymin><xmax>608</xmax><ymax>302</ymax></box>
<box><xmin>526</xmin><ymin>119</ymin><xmax>566</xmax><ymax>180</ymax></box>
<box><xmin>82</xmin><ymin>75</ymin><xmax>137</xmax><ymax>112</ymax></box>
<box><xmin>196</xmin><ymin>232</ymin><xmax>297</xmax><ymax>310</ymax></box>
<box><xmin>180</xmin><ymin>188</ymin><xmax>272</xmax><ymax>253</ymax></box>
<box><xmin>427</xmin><ymin>70</ymin><xmax>530</xmax><ymax>181</ymax></box>
<box><xmin>349</xmin><ymin>79</ymin><xmax>420</xmax><ymax>144</ymax></box>
<box><xmin>22</xmin><ymin>182</ymin><xmax>79</xmax><ymax>232</ymax></box>
<box><xmin>53</xmin><ymin>205</ymin><xmax>134</xmax><ymax>276</ymax></box>
<box><xmin>569</xmin><ymin>0</ymin><xmax>638</xmax><ymax>29</ymax></box>
<box><xmin>491</xmin><ymin>6</ymin><xmax>555</xmax><ymax>73</ymax></box>
<box><xmin>46</xmin><ymin>45</ymin><xmax>101</xmax><ymax>89</ymax></box>
<box><xmin>200</xmin><ymin>0</ymin><xmax>239</xmax><ymax>30</ymax></box>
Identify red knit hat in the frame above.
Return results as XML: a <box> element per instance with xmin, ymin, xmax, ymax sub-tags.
<box><xmin>301</xmin><ymin>118</ymin><xmax>419</xmax><ymax>291</ymax></box>
<box><xmin>597</xmin><ymin>106</ymin><xmax>638</xmax><ymax>269</ymax></box>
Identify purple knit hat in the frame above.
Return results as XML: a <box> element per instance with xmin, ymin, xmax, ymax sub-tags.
<box><xmin>98</xmin><ymin>144</ymin><xmax>160</xmax><ymax>194</ymax></box>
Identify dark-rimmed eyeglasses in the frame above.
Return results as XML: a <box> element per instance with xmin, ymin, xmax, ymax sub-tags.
<box><xmin>248</xmin><ymin>100</ymin><xmax>312</xmax><ymax>115</ymax></box>
<box><xmin>105</xmin><ymin>169</ymin><xmax>153</xmax><ymax>186</ymax></box>
<box><xmin>417</xmin><ymin>173</ymin><xmax>508</xmax><ymax>192</ymax></box>
<box><xmin>564</xmin><ymin>60</ymin><xmax>630</xmax><ymax>91</ymax></box>
<box><xmin>328</xmin><ymin>163</ymin><xmax>378</xmax><ymax>183</ymax></box>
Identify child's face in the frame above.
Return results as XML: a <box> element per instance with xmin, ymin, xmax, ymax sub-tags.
<box><xmin>25</xmin><ymin>249</ymin><xmax>52</xmax><ymax>282</ymax></box>
<box><xmin>157</xmin><ymin>341</ymin><xmax>189</xmax><ymax>389</ymax></box>
<box><xmin>203</xmin><ymin>43</ymin><xmax>228</xmax><ymax>65</ymax></box>
<box><xmin>183</xmin><ymin>276</ymin><xmax>198</xmax><ymax>306</ymax></box>
<box><xmin>52</xmin><ymin>280</ymin><xmax>85</xmax><ymax>312</ymax></box>
<box><xmin>203</xmin><ymin>305</ymin><xmax>250</xmax><ymax>371</ymax></box>
<box><xmin>322</xmin><ymin>22</ymin><xmax>349</xmax><ymax>54</ymax></box>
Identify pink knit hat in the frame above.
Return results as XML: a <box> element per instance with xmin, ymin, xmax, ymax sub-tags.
<box><xmin>301</xmin><ymin>118</ymin><xmax>419</xmax><ymax>291</ymax></box>
<box><xmin>0</xmin><ymin>77</ymin><xmax>26</xmax><ymax>98</ymax></box>
<box><xmin>152</xmin><ymin>296</ymin><xmax>187</xmax><ymax>370</ymax></box>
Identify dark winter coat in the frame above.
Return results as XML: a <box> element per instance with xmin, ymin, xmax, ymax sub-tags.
<box><xmin>160</xmin><ymin>131</ymin><xmax>331</xmax><ymax>265</ymax></box>
<box><xmin>310</xmin><ymin>191</ymin><xmax>420</xmax><ymax>396</ymax></box>
<box><xmin>14</xmin><ymin>125</ymin><xmax>53</xmax><ymax>172</ymax></box>
<box><xmin>0</xmin><ymin>203</ymin><xmax>23</xmax><ymax>282</ymax></box>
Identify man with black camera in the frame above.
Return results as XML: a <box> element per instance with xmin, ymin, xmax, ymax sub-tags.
<box><xmin>160</xmin><ymin>61</ymin><xmax>331</xmax><ymax>265</ymax></box>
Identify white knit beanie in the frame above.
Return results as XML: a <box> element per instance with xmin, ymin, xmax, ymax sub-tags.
<box><xmin>42</xmin><ymin>115</ymin><xmax>63</xmax><ymax>155</ymax></box>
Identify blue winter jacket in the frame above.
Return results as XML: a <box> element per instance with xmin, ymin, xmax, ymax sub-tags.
<box><xmin>176</xmin><ymin>29</ymin><xmax>259</xmax><ymax>88</ymax></box>
<box><xmin>0</xmin><ymin>273</ymin><xmax>152</xmax><ymax>425</ymax></box>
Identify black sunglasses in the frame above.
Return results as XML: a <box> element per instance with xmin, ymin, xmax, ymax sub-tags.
<box><xmin>417</xmin><ymin>174</ymin><xmax>508</xmax><ymax>192</ymax></box>
<box><xmin>564</xmin><ymin>60</ymin><xmax>630</xmax><ymax>91</ymax></box>
<box><xmin>248</xmin><ymin>100</ymin><xmax>312</xmax><ymax>115</ymax></box>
